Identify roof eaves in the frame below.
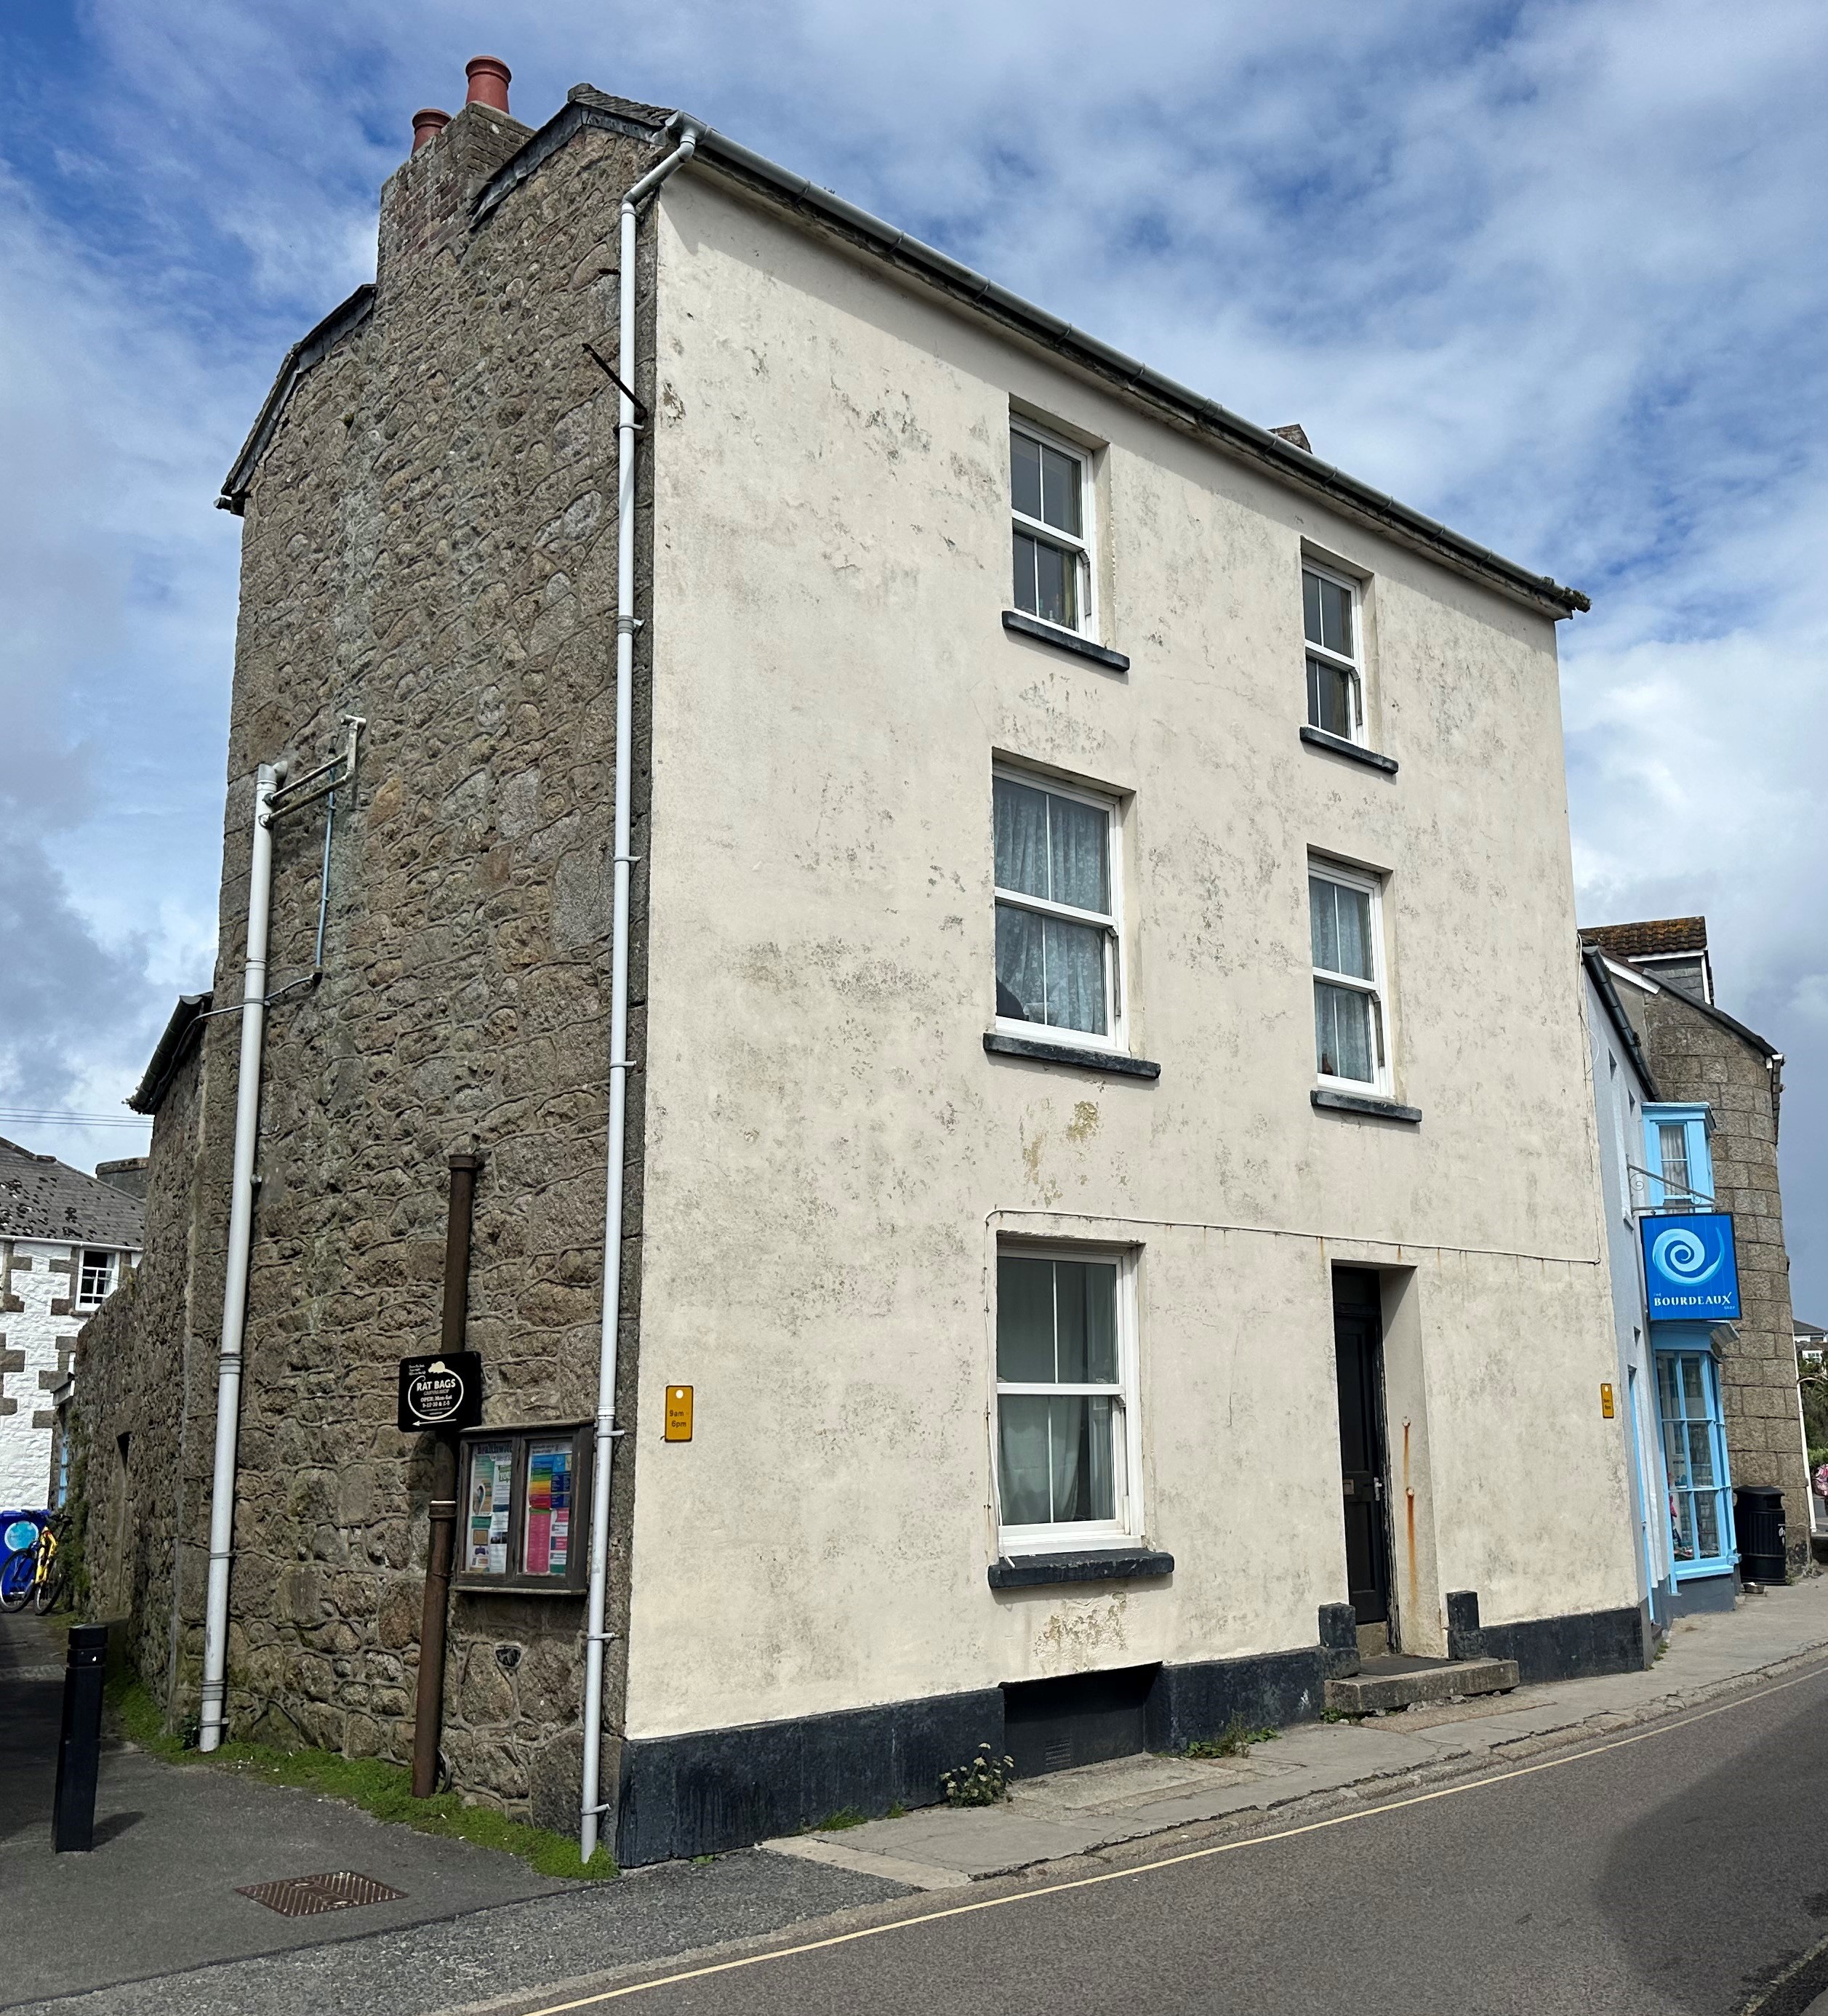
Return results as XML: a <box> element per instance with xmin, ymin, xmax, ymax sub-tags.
<box><xmin>130</xmin><ymin>992</ymin><xmax>214</xmax><ymax>1115</ymax></box>
<box><xmin>1582</xmin><ymin>946</ymin><xmax>1660</xmax><ymax>1101</ymax></box>
<box><xmin>682</xmin><ymin>123</ymin><xmax>1590</xmax><ymax>622</ymax></box>
<box><xmin>217</xmin><ymin>284</ymin><xmax>376</xmax><ymax>514</ymax></box>
<box><xmin>1666</xmin><ymin>986</ymin><xmax>1782</xmax><ymax>1062</ymax></box>
<box><xmin>471</xmin><ymin>86</ymin><xmax>676</xmax><ymax>229</ymax></box>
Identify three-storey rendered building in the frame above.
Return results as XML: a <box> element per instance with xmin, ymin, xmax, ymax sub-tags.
<box><xmin>77</xmin><ymin>60</ymin><xmax>1645</xmax><ymax>1863</ymax></box>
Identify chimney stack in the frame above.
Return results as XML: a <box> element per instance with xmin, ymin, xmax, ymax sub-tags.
<box><xmin>465</xmin><ymin>56</ymin><xmax>512</xmax><ymax>115</ymax></box>
<box><xmin>384</xmin><ymin>57</ymin><xmax>529</xmax><ymax>281</ymax></box>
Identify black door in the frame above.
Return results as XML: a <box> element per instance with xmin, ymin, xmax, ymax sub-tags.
<box><xmin>1333</xmin><ymin>1269</ymin><xmax>1391</xmax><ymax>1627</ymax></box>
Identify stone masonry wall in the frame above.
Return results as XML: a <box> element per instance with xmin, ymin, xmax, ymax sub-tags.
<box><xmin>1634</xmin><ymin>989</ymin><xmax>1811</xmax><ymax>1570</ymax></box>
<box><xmin>69</xmin><ymin>1037</ymin><xmax>210</xmax><ymax>1696</ymax></box>
<box><xmin>142</xmin><ymin>95</ymin><xmax>670</xmax><ymax>1826</ymax></box>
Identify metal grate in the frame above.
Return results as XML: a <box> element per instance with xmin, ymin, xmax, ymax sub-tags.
<box><xmin>236</xmin><ymin>1871</ymin><xmax>406</xmax><ymax>1918</ymax></box>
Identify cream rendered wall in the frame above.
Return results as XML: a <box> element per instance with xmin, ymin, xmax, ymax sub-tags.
<box><xmin>622</xmin><ymin>171</ymin><xmax>1636</xmax><ymax>1741</ymax></box>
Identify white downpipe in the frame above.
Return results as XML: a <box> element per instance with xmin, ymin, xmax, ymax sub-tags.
<box><xmin>581</xmin><ymin>121</ymin><xmax>699</xmax><ymax>1864</ymax></box>
<box><xmin>199</xmin><ymin>760</ymin><xmax>282</xmax><ymax>1752</ymax></box>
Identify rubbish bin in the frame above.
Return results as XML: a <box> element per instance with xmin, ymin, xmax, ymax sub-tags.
<box><xmin>1735</xmin><ymin>1484</ymin><xmax>1788</xmax><ymax>1585</ymax></box>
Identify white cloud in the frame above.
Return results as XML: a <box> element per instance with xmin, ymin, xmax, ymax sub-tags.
<box><xmin>3</xmin><ymin>0</ymin><xmax>1824</xmax><ymax>1301</ymax></box>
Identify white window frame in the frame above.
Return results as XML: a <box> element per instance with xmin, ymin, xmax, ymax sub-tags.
<box><xmin>1309</xmin><ymin>858</ymin><xmax>1391</xmax><ymax>1095</ymax></box>
<box><xmin>76</xmin><ymin>1248</ymin><xmax>116</xmax><ymax>1309</ymax></box>
<box><xmin>1009</xmin><ymin>417</ymin><xmax>1098</xmax><ymax>640</ymax></box>
<box><xmin>1302</xmin><ymin>561</ymin><xmax>1365</xmax><ymax>744</ymax></box>
<box><xmin>993</xmin><ymin>1242</ymin><xmax>1143</xmax><ymax>1554</ymax></box>
<box><xmin>992</xmin><ymin>765</ymin><xmax>1127</xmax><ymax>1053</ymax></box>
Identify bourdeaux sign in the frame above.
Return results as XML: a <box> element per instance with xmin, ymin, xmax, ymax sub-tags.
<box><xmin>1641</xmin><ymin>1213</ymin><xmax>1741</xmax><ymax>1323</ymax></box>
<box><xmin>397</xmin><ymin>1352</ymin><xmax>484</xmax><ymax>1432</ymax></box>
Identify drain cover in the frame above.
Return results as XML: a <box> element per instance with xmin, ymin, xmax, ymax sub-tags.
<box><xmin>236</xmin><ymin>1871</ymin><xmax>406</xmax><ymax>1917</ymax></box>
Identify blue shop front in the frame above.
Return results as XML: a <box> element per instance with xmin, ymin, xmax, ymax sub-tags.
<box><xmin>1641</xmin><ymin>1168</ymin><xmax>1742</xmax><ymax>1614</ymax></box>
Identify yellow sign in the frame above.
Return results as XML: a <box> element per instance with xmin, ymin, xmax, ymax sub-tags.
<box><xmin>664</xmin><ymin>1386</ymin><xmax>694</xmax><ymax>1442</ymax></box>
<box><xmin>1600</xmin><ymin>1382</ymin><xmax>1616</xmax><ymax>1419</ymax></box>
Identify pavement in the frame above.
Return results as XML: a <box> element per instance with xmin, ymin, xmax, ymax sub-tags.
<box><xmin>0</xmin><ymin>1611</ymin><xmax>899</xmax><ymax>2015</ymax></box>
<box><xmin>478</xmin><ymin>1650</ymin><xmax>1828</xmax><ymax>2015</ymax></box>
<box><xmin>7</xmin><ymin>1578</ymin><xmax>1828</xmax><ymax>2012</ymax></box>
<box><xmin>767</xmin><ymin>1575</ymin><xmax>1828</xmax><ymax>1887</ymax></box>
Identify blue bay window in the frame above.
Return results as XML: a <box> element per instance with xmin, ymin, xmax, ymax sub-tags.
<box><xmin>1654</xmin><ymin>1341</ymin><xmax>1736</xmax><ymax>1578</ymax></box>
<box><xmin>1643</xmin><ymin>1104</ymin><xmax>1714</xmax><ymax>1210</ymax></box>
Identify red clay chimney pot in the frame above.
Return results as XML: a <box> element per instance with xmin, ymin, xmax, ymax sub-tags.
<box><xmin>465</xmin><ymin>56</ymin><xmax>511</xmax><ymax>115</ymax></box>
<box><xmin>412</xmin><ymin>107</ymin><xmax>452</xmax><ymax>152</ymax></box>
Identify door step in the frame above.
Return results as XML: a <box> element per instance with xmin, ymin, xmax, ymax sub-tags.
<box><xmin>1323</xmin><ymin>1655</ymin><xmax>1519</xmax><ymax>1715</ymax></box>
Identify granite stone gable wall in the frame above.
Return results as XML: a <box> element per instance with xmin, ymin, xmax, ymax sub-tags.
<box><xmin>1632</xmin><ymin>988</ymin><xmax>1809</xmax><ymax>1567</ymax></box>
<box><xmin>76</xmin><ymin>101</ymin><xmax>669</xmax><ymax>1829</ymax></box>
<box><xmin>68</xmin><ymin>1035</ymin><xmax>210</xmax><ymax>1692</ymax></box>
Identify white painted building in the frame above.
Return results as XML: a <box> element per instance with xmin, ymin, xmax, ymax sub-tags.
<box><xmin>1581</xmin><ymin>949</ymin><xmax>1680</xmax><ymax>1634</ymax></box>
<box><xmin>0</xmin><ymin>1138</ymin><xmax>143</xmax><ymax>1508</ymax></box>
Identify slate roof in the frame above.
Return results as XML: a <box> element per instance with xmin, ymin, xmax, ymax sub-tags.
<box><xmin>0</xmin><ymin>1136</ymin><xmax>145</xmax><ymax>1248</ymax></box>
<box><xmin>1581</xmin><ymin>917</ymin><xmax>1708</xmax><ymax>961</ymax></box>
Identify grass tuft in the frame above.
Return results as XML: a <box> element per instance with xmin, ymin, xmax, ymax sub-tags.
<box><xmin>105</xmin><ymin>1674</ymin><xmax>615</xmax><ymax>1882</ymax></box>
<box><xmin>1185</xmin><ymin>1715</ymin><xmax>1280</xmax><ymax>1759</ymax></box>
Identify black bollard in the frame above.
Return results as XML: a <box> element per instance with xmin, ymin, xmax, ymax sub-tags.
<box><xmin>52</xmin><ymin>1623</ymin><xmax>108</xmax><ymax>1852</ymax></box>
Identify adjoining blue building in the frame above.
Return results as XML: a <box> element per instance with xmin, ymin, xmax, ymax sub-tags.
<box><xmin>1583</xmin><ymin>917</ymin><xmax>1809</xmax><ymax>1615</ymax></box>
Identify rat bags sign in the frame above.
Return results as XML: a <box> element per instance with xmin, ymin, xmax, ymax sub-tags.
<box><xmin>397</xmin><ymin>1352</ymin><xmax>484</xmax><ymax>1431</ymax></box>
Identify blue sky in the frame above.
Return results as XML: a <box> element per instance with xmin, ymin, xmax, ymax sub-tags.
<box><xmin>2</xmin><ymin>0</ymin><xmax>1824</xmax><ymax>1314</ymax></box>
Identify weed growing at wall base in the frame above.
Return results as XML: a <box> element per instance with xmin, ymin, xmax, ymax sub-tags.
<box><xmin>107</xmin><ymin>1676</ymin><xmax>615</xmax><ymax>1880</ymax></box>
<box><xmin>1185</xmin><ymin>1716</ymin><xmax>1280</xmax><ymax>1759</ymax></box>
<box><xmin>942</xmin><ymin>1743</ymin><xmax>1016</xmax><ymax>1806</ymax></box>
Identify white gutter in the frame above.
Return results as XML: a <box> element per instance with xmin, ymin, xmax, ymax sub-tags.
<box><xmin>580</xmin><ymin>118</ymin><xmax>701</xmax><ymax>1864</ymax></box>
<box><xmin>199</xmin><ymin>760</ymin><xmax>283</xmax><ymax>1751</ymax></box>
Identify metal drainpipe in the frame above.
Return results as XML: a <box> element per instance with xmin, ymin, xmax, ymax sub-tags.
<box><xmin>412</xmin><ymin>1148</ymin><xmax>482</xmax><ymax>1799</ymax></box>
<box><xmin>198</xmin><ymin>759</ymin><xmax>284</xmax><ymax>1752</ymax></box>
<box><xmin>579</xmin><ymin>117</ymin><xmax>701</xmax><ymax>1866</ymax></box>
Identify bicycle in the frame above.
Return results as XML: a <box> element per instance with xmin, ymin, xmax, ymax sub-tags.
<box><xmin>0</xmin><ymin>1516</ymin><xmax>63</xmax><ymax>1614</ymax></box>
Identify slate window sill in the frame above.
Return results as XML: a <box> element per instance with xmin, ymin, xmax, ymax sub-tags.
<box><xmin>1002</xmin><ymin>609</ymin><xmax>1131</xmax><ymax>674</ymax></box>
<box><xmin>984</xmin><ymin>1032</ymin><xmax>1160</xmax><ymax>1080</ymax></box>
<box><xmin>988</xmin><ymin>1549</ymin><xmax>1175</xmax><ymax>1590</ymax></box>
<box><xmin>1311</xmin><ymin>1088</ymin><xmax>1422</xmax><ymax>1124</ymax></box>
<box><xmin>1300</xmin><ymin>725</ymin><xmax>1398</xmax><ymax>775</ymax></box>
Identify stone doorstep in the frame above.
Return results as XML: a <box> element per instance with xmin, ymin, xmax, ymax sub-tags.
<box><xmin>1324</xmin><ymin>1657</ymin><xmax>1520</xmax><ymax>1715</ymax></box>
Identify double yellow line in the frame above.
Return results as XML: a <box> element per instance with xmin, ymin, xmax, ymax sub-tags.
<box><xmin>513</xmin><ymin>1661</ymin><xmax>1828</xmax><ymax>2014</ymax></box>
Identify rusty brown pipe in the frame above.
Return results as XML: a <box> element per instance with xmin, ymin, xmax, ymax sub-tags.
<box><xmin>412</xmin><ymin>1148</ymin><xmax>481</xmax><ymax>1799</ymax></box>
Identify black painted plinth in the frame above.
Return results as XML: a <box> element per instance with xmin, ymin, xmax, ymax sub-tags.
<box><xmin>612</xmin><ymin>1594</ymin><xmax>1647</xmax><ymax>1863</ymax></box>
<box><xmin>615</xmin><ymin>1687</ymin><xmax>1003</xmax><ymax>1866</ymax></box>
<box><xmin>1444</xmin><ymin>1587</ymin><xmax>1648</xmax><ymax>1680</ymax></box>
<box><xmin>1318</xmin><ymin>1600</ymin><xmax>1360</xmax><ymax>1678</ymax></box>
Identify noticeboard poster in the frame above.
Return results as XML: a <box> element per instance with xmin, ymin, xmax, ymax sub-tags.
<box><xmin>524</xmin><ymin>1439</ymin><xmax>573</xmax><ymax>1578</ymax></box>
<box><xmin>452</xmin><ymin>1423</ymin><xmax>591</xmax><ymax>1593</ymax></box>
<box><xmin>466</xmin><ymin>1441</ymin><xmax>513</xmax><ymax>1575</ymax></box>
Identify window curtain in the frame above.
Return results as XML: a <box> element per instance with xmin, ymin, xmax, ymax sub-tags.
<box><xmin>995</xmin><ymin>781</ymin><xmax>1109</xmax><ymax>1035</ymax></box>
<box><xmin>1310</xmin><ymin>877</ymin><xmax>1371</xmax><ymax>979</ymax></box>
<box><xmin>995</xmin><ymin>1257</ymin><xmax>1119</xmax><ymax>1526</ymax></box>
<box><xmin>1315</xmin><ymin>981</ymin><xmax>1374</xmax><ymax>1081</ymax></box>
<box><xmin>998</xmin><ymin>1397</ymin><xmax>1115</xmax><ymax>1523</ymax></box>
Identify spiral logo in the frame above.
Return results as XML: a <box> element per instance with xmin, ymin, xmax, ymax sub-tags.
<box><xmin>1651</xmin><ymin>1224</ymin><xmax>1723</xmax><ymax>1285</ymax></box>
